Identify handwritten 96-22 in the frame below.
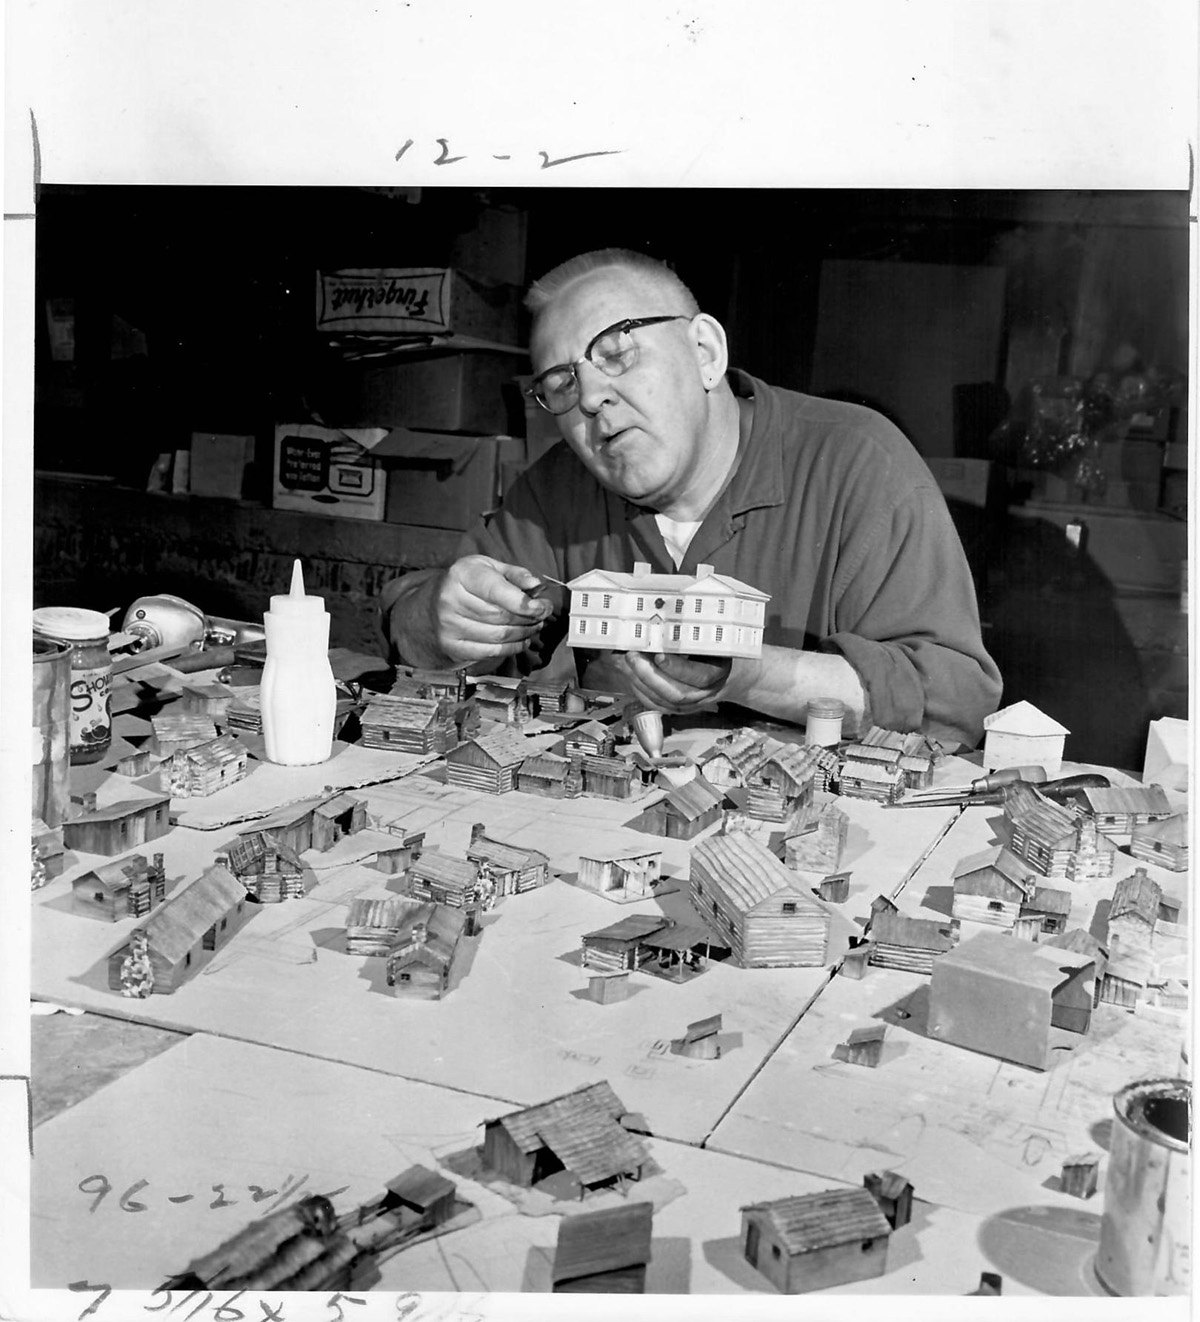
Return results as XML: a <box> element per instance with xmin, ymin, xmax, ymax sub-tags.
<box><xmin>77</xmin><ymin>1172</ymin><xmax>345</xmax><ymax>1216</ymax></box>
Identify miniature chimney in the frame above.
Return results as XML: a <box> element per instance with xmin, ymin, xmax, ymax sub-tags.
<box><xmin>72</xmin><ymin>791</ymin><xmax>98</xmax><ymax>814</ymax></box>
<box><xmin>411</xmin><ymin>922</ymin><xmax>427</xmax><ymax>946</ymax></box>
<box><xmin>153</xmin><ymin>853</ymin><xmax>165</xmax><ymax>870</ymax></box>
<box><xmin>470</xmin><ymin>822</ymin><xmax>487</xmax><ymax>843</ymax></box>
<box><xmin>632</xmin><ymin>561</ymin><xmax>651</xmax><ymax>576</ymax></box>
<box><xmin>696</xmin><ymin>563</ymin><xmax>714</xmax><ymax>577</ymax></box>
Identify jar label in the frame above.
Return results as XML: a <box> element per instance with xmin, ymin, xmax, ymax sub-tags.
<box><xmin>70</xmin><ymin>665</ymin><xmax>112</xmax><ymax>751</ymax></box>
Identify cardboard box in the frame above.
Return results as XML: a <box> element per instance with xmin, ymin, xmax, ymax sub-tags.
<box><xmin>190</xmin><ymin>433</ymin><xmax>254</xmax><ymax>499</ymax></box>
<box><xmin>315</xmin><ymin>268</ymin><xmax>521</xmax><ymax>344</ymax></box>
<box><xmin>272</xmin><ymin>424</ymin><xmax>390</xmax><ymax>521</ymax></box>
<box><xmin>924</xmin><ymin>456</ymin><xmax>992</xmax><ymax>508</ymax></box>
<box><xmin>322</xmin><ymin>350</ymin><xmax>525</xmax><ymax>434</ymax></box>
<box><xmin>379</xmin><ymin>431</ymin><xmax>527</xmax><ymax>531</ymax></box>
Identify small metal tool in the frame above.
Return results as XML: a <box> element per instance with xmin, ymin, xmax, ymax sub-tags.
<box><xmin>886</xmin><ymin>772</ymin><xmax>1111</xmax><ymax>809</ymax></box>
<box><xmin>902</xmin><ymin>764</ymin><xmax>1048</xmax><ymax>803</ymax></box>
<box><xmin>524</xmin><ymin>574</ymin><xmax>569</xmax><ymax>600</ymax></box>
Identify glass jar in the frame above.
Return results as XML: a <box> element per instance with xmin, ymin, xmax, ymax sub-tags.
<box><xmin>805</xmin><ymin>697</ymin><xmax>845</xmax><ymax>748</ymax></box>
<box><xmin>32</xmin><ymin>607</ymin><xmax>113</xmax><ymax>765</ymax></box>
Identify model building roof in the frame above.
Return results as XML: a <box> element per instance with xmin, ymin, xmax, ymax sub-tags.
<box><xmin>740</xmin><ymin>1188</ymin><xmax>891</xmax><ymax>1254</ymax></box>
<box><xmin>952</xmin><ymin>845</ymin><xmax>1038</xmax><ymax>892</ymax></box>
<box><xmin>1044</xmin><ymin>927</ymin><xmax>1107</xmax><ymax>959</ymax></box>
<box><xmin>568</xmin><ymin>718</ymin><xmax>617</xmax><ymax>741</ymax></box>
<box><xmin>1110</xmin><ymin>870</ymin><xmax>1163</xmax><ymax>923</ymax></box>
<box><xmin>662</xmin><ymin>776</ymin><xmax>725</xmax><ymax>819</ymax></box>
<box><xmin>568</xmin><ymin>565</ymin><xmax>769</xmax><ymax>600</ymax></box>
<box><xmin>246</xmin><ymin>795</ymin><xmax>328</xmax><ymax>833</ymax></box>
<box><xmin>983</xmin><ymin>700</ymin><xmax>1070</xmax><ymax>736</ymax></box>
<box><xmin>76</xmin><ymin>854</ymin><xmax>154</xmax><ymax>894</ymax></box>
<box><xmin>519</xmin><ymin>752</ymin><xmax>573</xmax><ymax>781</ymax></box>
<box><xmin>152</xmin><ymin>713</ymin><xmax>219</xmax><ymax>740</ymax></box>
<box><xmin>176</xmin><ymin>732</ymin><xmax>246</xmax><ymax>769</ymax></box>
<box><xmin>361</xmin><ymin>694</ymin><xmax>443</xmax><ymax>730</ymax></box>
<box><xmin>857</xmin><ymin>726</ymin><xmax>941</xmax><ymax>758</ymax></box>
<box><xmin>314</xmin><ymin>793</ymin><xmax>363</xmax><ymax>819</ymax></box>
<box><xmin>552</xmin><ymin>1201</ymin><xmax>653</xmax><ymax>1284</ymax></box>
<box><xmin>842</xmin><ymin>744</ymin><xmax>902</xmax><ymax>766</ymax></box>
<box><xmin>699</xmin><ymin>728</ymin><xmax>776</xmax><ymax>780</ymax></box>
<box><xmin>136</xmin><ymin>863</ymin><xmax>245</xmax><ymax>962</ymax></box>
<box><xmin>640</xmin><ymin>923</ymin><xmax>712</xmax><ymax>952</ymax></box>
<box><xmin>841</xmin><ymin>760</ymin><xmax>903</xmax><ymax>784</ymax></box>
<box><xmin>938</xmin><ymin>929</ymin><xmax>1094</xmax><ymax>989</ymax></box>
<box><xmin>409</xmin><ymin>850</ymin><xmax>479</xmax><ymax>891</ymax></box>
<box><xmin>346</xmin><ymin>897</ymin><xmax>411</xmax><ymax>931</ymax></box>
<box><xmin>1005</xmin><ymin>785</ymin><xmax>1104</xmax><ymax>849</ymax></box>
<box><xmin>870</xmin><ymin>912</ymin><xmax>955</xmax><ymax>952</ymax></box>
<box><xmin>1132</xmin><ymin>812</ymin><xmax>1188</xmax><ymax>845</ymax></box>
<box><xmin>580</xmin><ymin>846</ymin><xmax>662</xmax><ymax>865</ymax></box>
<box><xmin>69</xmin><ymin>792</ymin><xmax>170</xmax><ymax>825</ymax></box>
<box><xmin>756</xmin><ymin>743</ymin><xmax>825</xmax><ymax>783</ymax></box>
<box><xmin>467</xmin><ymin>834</ymin><xmax>548</xmax><ymax>872</ymax></box>
<box><xmin>487</xmin><ymin>1080</ymin><xmax>647</xmax><ymax>1189</ymax></box>
<box><xmin>386</xmin><ymin>1165</ymin><xmax>456</xmax><ymax>1210</ymax></box>
<box><xmin>449</xmin><ymin>728</ymin><xmax>531</xmax><ymax>767</ymax></box>
<box><xmin>226</xmin><ymin>830</ymin><xmax>304</xmax><ymax>875</ymax></box>
<box><xmin>1083</xmin><ymin>785</ymin><xmax>1172</xmax><ymax>817</ymax></box>
<box><xmin>583</xmin><ymin>753</ymin><xmax>637</xmax><ymax>779</ymax></box>
<box><xmin>1028</xmin><ymin>886</ymin><xmax>1073</xmax><ymax>916</ymax></box>
<box><xmin>693</xmin><ymin>832</ymin><xmax>827</xmax><ymax>916</ymax></box>
<box><xmin>582</xmin><ymin>915</ymin><xmax>672</xmax><ymax>945</ymax></box>
<box><xmin>389</xmin><ymin>903</ymin><xmax>465</xmax><ymax>971</ymax></box>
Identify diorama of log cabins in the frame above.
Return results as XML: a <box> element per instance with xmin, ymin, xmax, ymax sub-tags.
<box><xmin>551</xmin><ymin>1201</ymin><xmax>654</xmax><ymax>1293</ymax></box>
<box><xmin>367</xmin><ymin>823</ymin><xmax>426</xmax><ymax>876</ymax></box>
<box><xmin>1129</xmin><ymin>812</ymin><xmax>1189</xmax><ymax>871</ymax></box>
<box><xmin>243</xmin><ymin>793</ymin><xmax>367</xmax><ymax>858</ymax></box>
<box><xmin>63</xmin><ymin>791</ymin><xmax>172</xmax><ymax>857</ymax></box>
<box><xmin>444</xmin><ymin>729</ymin><xmax>530</xmax><ymax>794</ymax></box>
<box><xmin>689</xmin><ymin>832</ymin><xmax>832</xmax><ymax>968</ymax></box>
<box><xmin>525</xmin><ymin>676</ymin><xmax>573</xmax><ymax>715</ymax></box>
<box><xmin>345</xmin><ymin>897</ymin><xmax>413</xmax><ymax>957</ymax></box>
<box><xmin>107</xmin><ymin>862</ymin><xmax>252</xmax><ymax>996</ymax></box>
<box><xmin>405</xmin><ymin>849</ymin><xmax>483</xmax><ymax>911</ymax></box>
<box><xmin>562</xmin><ymin>719</ymin><xmax>619</xmax><ymax>760</ymax></box>
<box><xmin>982</xmin><ymin>700</ymin><xmax>1069</xmax><ymax>775</ymax></box>
<box><xmin>696</xmin><ymin>728</ymin><xmax>774</xmax><ymax>789</ymax></box>
<box><xmin>1013</xmin><ymin>886</ymin><xmax>1072</xmax><ymax>940</ymax></box>
<box><xmin>517</xmin><ymin>752</ymin><xmax>582</xmax><ymax>799</ymax></box>
<box><xmin>782</xmin><ymin>798</ymin><xmax>845</xmax><ymax>872</ymax></box>
<box><xmin>744</xmin><ymin>744</ymin><xmax>821</xmax><ymax>822</ymax></box>
<box><xmin>740</xmin><ymin>1188</ymin><xmax>892</xmax><ymax>1294</ymax></box>
<box><xmin>481</xmin><ymin>1080</ymin><xmax>649</xmax><ymax>1197</ymax></box>
<box><xmin>851</xmin><ymin>726</ymin><xmax>941</xmax><ymax>790</ymax></box>
<box><xmin>1107</xmin><ymin>869</ymin><xmax>1180</xmax><ymax>956</ymax></box>
<box><xmin>639</xmin><ymin>776</ymin><xmax>725</xmax><ymax>840</ymax></box>
<box><xmin>167</xmin><ymin>732</ymin><xmax>250</xmax><ymax>798</ymax></box>
<box><xmin>72</xmin><ymin>851</ymin><xmax>166</xmax><ymax>921</ymax></box>
<box><xmin>359</xmin><ymin>695</ymin><xmax>459</xmax><ymax>754</ymax></box>
<box><xmin>1082</xmin><ymin>784</ymin><xmax>1173</xmax><ymax>834</ymax></box>
<box><xmin>927</xmin><ymin>929</ymin><xmax>1095</xmax><ymax>1070</ymax></box>
<box><xmin>581</xmin><ymin>915</ymin><xmax>674</xmax><ymax>973</ymax></box>
<box><xmin>392</xmin><ymin>664</ymin><xmax>472</xmax><ymax>703</ymax></box>
<box><xmin>867</xmin><ymin>912</ymin><xmax>955</xmax><ymax>974</ymax></box>
<box><xmin>151</xmin><ymin>713</ymin><xmax>219</xmax><ymax>757</ymax></box>
<box><xmin>567</xmin><ymin>562</ymin><xmax>769</xmax><ymax>659</ymax></box>
<box><xmin>386</xmin><ymin>904</ymin><xmax>468</xmax><ymax>1000</ymax></box>
<box><xmin>1004</xmin><ymin>785</ymin><xmax>1117</xmax><ymax>881</ymax></box>
<box><xmin>580</xmin><ymin>753</ymin><xmax>649</xmax><ymax>800</ymax></box>
<box><xmin>837</xmin><ymin>747</ymin><xmax>904</xmax><ymax>803</ymax></box>
<box><xmin>465</xmin><ymin>823</ymin><xmax>550</xmax><ymax>897</ymax></box>
<box><xmin>576</xmin><ymin>848</ymin><xmax>662</xmax><ymax>904</ymax></box>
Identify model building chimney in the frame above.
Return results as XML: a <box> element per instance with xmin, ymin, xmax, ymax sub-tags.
<box><xmin>633</xmin><ymin>561</ymin><xmax>651</xmax><ymax>576</ymax></box>
<box><xmin>470</xmin><ymin>822</ymin><xmax>486</xmax><ymax>843</ymax></box>
<box><xmin>696</xmin><ymin>563</ymin><xmax>714</xmax><ymax>577</ymax></box>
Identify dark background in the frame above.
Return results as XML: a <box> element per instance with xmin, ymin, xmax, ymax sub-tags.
<box><xmin>32</xmin><ymin>186</ymin><xmax>1190</xmax><ymax>769</ymax></box>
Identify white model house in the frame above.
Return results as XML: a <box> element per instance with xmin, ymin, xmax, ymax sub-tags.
<box><xmin>566</xmin><ymin>562</ymin><xmax>769</xmax><ymax>659</ymax></box>
<box><xmin>982</xmin><ymin>700</ymin><xmax>1069</xmax><ymax>775</ymax></box>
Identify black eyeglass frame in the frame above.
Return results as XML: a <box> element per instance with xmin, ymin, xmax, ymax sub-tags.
<box><xmin>525</xmin><ymin>314</ymin><xmax>692</xmax><ymax>415</ymax></box>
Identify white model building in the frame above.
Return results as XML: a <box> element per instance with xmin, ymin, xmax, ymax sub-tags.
<box><xmin>566</xmin><ymin>562</ymin><xmax>769</xmax><ymax>659</ymax></box>
<box><xmin>982</xmin><ymin>700</ymin><xmax>1069</xmax><ymax>775</ymax></box>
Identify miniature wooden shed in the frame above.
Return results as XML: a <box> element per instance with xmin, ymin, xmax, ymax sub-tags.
<box><xmin>72</xmin><ymin>852</ymin><xmax>166</xmax><ymax>922</ymax></box>
<box><xmin>465</xmin><ymin>823</ymin><xmax>550</xmax><ymax>897</ymax></box>
<box><xmin>474</xmin><ymin>680</ymin><xmax>530</xmax><ymax>727</ymax></box>
<box><xmin>1097</xmin><ymin>950</ymin><xmax>1151</xmax><ymax>1010</ymax></box>
<box><xmin>580</xmin><ymin>753</ymin><xmax>647</xmax><ymax>800</ymax></box>
<box><xmin>581</xmin><ymin>915</ymin><xmax>672</xmax><ymax>973</ymax></box>
<box><xmin>1060</xmin><ymin>1154</ymin><xmax>1100</xmax><ymax>1200</ymax></box>
<box><xmin>689</xmin><ymin>832</ymin><xmax>831</xmax><ymax>968</ymax></box>
<box><xmin>983</xmin><ymin>700</ymin><xmax>1069</xmax><ymax>775</ymax></box>
<box><xmin>576</xmin><ymin>848</ymin><xmax>662</xmax><ymax>903</ymax></box>
<box><xmin>670</xmin><ymin>1013</ymin><xmax>722</xmax><ymax>1059</ymax></box>
<box><xmin>951</xmin><ymin>846</ymin><xmax>1038</xmax><ymax>929</ymax></box>
<box><xmin>1129</xmin><ymin>812</ymin><xmax>1189</xmax><ymax>872</ymax></box>
<box><xmin>223</xmin><ymin>829</ymin><xmax>306</xmax><ymax>901</ymax></box>
<box><xmin>552</xmin><ymin>1200</ymin><xmax>653</xmax><ymax>1293</ymax></box>
<box><xmin>359</xmin><ymin>694</ymin><xmax>459</xmax><ymax>754</ymax></box>
<box><xmin>641</xmin><ymin>776</ymin><xmax>725</xmax><ymax>840</ymax></box>
<box><xmin>745</xmin><ymin>744</ymin><xmax>820</xmax><ymax>822</ymax></box>
<box><xmin>639</xmin><ymin>924</ymin><xmax>715</xmax><ymax>981</ymax></box>
<box><xmin>482</xmin><ymin>1080</ymin><xmax>648</xmax><ymax>1196</ymax></box>
<box><xmin>393</xmin><ymin>664</ymin><xmax>472</xmax><ymax>702</ymax></box>
<box><xmin>151</xmin><ymin>713</ymin><xmax>219</xmax><ymax>757</ymax></box>
<box><xmin>445</xmin><ymin>729</ymin><xmax>530</xmax><ymax>794</ymax></box>
<box><xmin>867</xmin><ymin>912</ymin><xmax>955</xmax><ymax>974</ymax></box>
<box><xmin>63</xmin><ymin>792</ymin><xmax>172</xmax><ymax>857</ymax></box>
<box><xmin>567</xmin><ymin>562</ymin><xmax>769</xmax><ymax>659</ymax></box>
<box><xmin>1082</xmin><ymin>784</ymin><xmax>1173</xmax><ymax>834</ymax></box>
<box><xmin>386</xmin><ymin>904</ymin><xmax>468</xmax><ymax>1000</ymax></box>
<box><xmin>785</xmin><ymin>801</ymin><xmax>849</xmax><ymax>875</ymax></box>
<box><xmin>587</xmin><ymin>971</ymin><xmax>631</xmax><ymax>1004</ymax></box>
<box><xmin>854</xmin><ymin>726</ymin><xmax>940</xmax><ymax>788</ymax></box>
<box><xmin>1016</xmin><ymin>886</ymin><xmax>1072</xmax><ymax>939</ymax></box>
<box><xmin>380</xmin><ymin>1166</ymin><xmax>458</xmax><ymax>1229</ymax></box>
<box><xmin>927</xmin><ymin>929</ymin><xmax>1095</xmax><ymax>1070</ymax></box>
<box><xmin>563</xmin><ymin>719</ymin><xmax>619</xmax><ymax>759</ymax></box>
<box><xmin>1107</xmin><ymin>869</ymin><xmax>1164</xmax><ymax>955</ymax></box>
<box><xmin>837</xmin><ymin>751</ymin><xmax>905</xmax><ymax>803</ymax></box>
<box><xmin>406</xmin><ymin>849</ymin><xmax>482</xmax><ymax>909</ymax></box>
<box><xmin>740</xmin><ymin>1188</ymin><xmax>892</xmax><ymax>1294</ymax></box>
<box><xmin>697</xmin><ymin>728</ymin><xmax>774</xmax><ymax>788</ymax></box>
<box><xmin>167</xmin><ymin>733</ymin><xmax>249</xmax><ymax>798</ymax></box>
<box><xmin>345</xmin><ymin>897</ymin><xmax>413</xmax><ymax>957</ymax></box>
<box><xmin>311</xmin><ymin>793</ymin><xmax>367</xmax><ymax>851</ymax></box>
<box><xmin>106</xmin><ymin>862</ymin><xmax>251</xmax><ymax>996</ymax></box>
<box><xmin>863</xmin><ymin>1170</ymin><xmax>914</xmax><ymax>1229</ymax></box>
<box><xmin>517</xmin><ymin>752</ymin><xmax>581</xmax><ymax>799</ymax></box>
<box><xmin>834</xmin><ymin>1023</ymin><xmax>886</xmax><ymax>1067</ymax></box>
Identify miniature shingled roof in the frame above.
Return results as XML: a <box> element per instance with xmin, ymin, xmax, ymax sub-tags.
<box><xmin>870</xmin><ymin>912</ymin><xmax>955</xmax><ymax>952</ymax></box>
<box><xmin>1083</xmin><ymin>785</ymin><xmax>1173</xmax><ymax>817</ymax></box>
<box><xmin>467</xmin><ymin>833</ymin><xmax>548</xmax><ymax>872</ymax></box>
<box><xmin>134</xmin><ymin>863</ymin><xmax>245</xmax><ymax>963</ymax></box>
<box><xmin>952</xmin><ymin>845</ymin><xmax>1038</xmax><ymax>891</ymax></box>
<box><xmin>452</xmin><ymin>728</ymin><xmax>532</xmax><ymax>766</ymax></box>
<box><xmin>552</xmin><ymin>1201</ymin><xmax>654</xmax><ymax>1284</ymax></box>
<box><xmin>692</xmin><ymin>832</ymin><xmax>827</xmax><ymax>916</ymax></box>
<box><xmin>386</xmin><ymin>1165</ymin><xmax>456</xmax><ymax>1210</ymax></box>
<box><xmin>1110</xmin><ymin>870</ymin><xmax>1163</xmax><ymax>923</ymax></box>
<box><xmin>740</xmin><ymin>1188</ymin><xmax>891</xmax><ymax>1254</ymax></box>
<box><xmin>582</xmin><ymin>915</ymin><xmax>672</xmax><ymax>945</ymax></box>
<box><xmin>663</xmin><ymin>776</ymin><xmax>726</xmax><ymax>819</ymax></box>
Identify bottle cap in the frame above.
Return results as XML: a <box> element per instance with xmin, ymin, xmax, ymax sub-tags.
<box><xmin>807</xmin><ymin>697</ymin><xmax>845</xmax><ymax>719</ymax></box>
<box><xmin>268</xmin><ymin>559</ymin><xmax>326</xmax><ymax>618</ymax></box>
<box><xmin>32</xmin><ymin>606</ymin><xmax>111</xmax><ymax>642</ymax></box>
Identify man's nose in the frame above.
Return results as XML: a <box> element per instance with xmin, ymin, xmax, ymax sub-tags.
<box><xmin>575</xmin><ymin>360</ymin><xmax>618</xmax><ymax>416</ymax></box>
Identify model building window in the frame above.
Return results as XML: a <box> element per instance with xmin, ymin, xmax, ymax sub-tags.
<box><xmin>578</xmin><ymin>619</ymin><xmax>588</xmax><ymax>634</ymax></box>
<box><xmin>634</xmin><ymin>623</ymin><xmax>643</xmax><ymax>639</ymax></box>
<box><xmin>636</xmin><ymin>596</ymin><xmax>644</xmax><ymax>611</ymax></box>
<box><xmin>675</xmin><ymin>598</ymin><xmax>684</xmax><ymax>613</ymax></box>
<box><xmin>580</xmin><ymin>593</ymin><xmax>589</xmax><ymax>608</ymax></box>
<box><xmin>771</xmin><ymin>1245</ymin><xmax>782</xmax><ymax>1260</ymax></box>
<box><xmin>94</xmin><ymin>892</ymin><xmax>105</xmax><ymax>903</ymax></box>
<box><xmin>600</xmin><ymin>621</ymin><xmax>609</xmax><ymax>636</ymax></box>
<box><xmin>602</xmin><ymin>594</ymin><xmax>612</xmax><ymax>609</ymax></box>
<box><xmin>399</xmin><ymin>972</ymin><xmax>410</xmax><ymax>982</ymax></box>
<box><xmin>692</xmin><ymin>626</ymin><xmax>701</xmax><ymax>641</ymax></box>
<box><xmin>717</xmin><ymin>598</ymin><xmax>726</xmax><ymax>614</ymax></box>
<box><xmin>694</xmin><ymin>597</ymin><xmax>703</xmax><ymax>612</ymax></box>
<box><xmin>987</xmin><ymin>900</ymin><xmax>1003</xmax><ymax>912</ymax></box>
<box><xmin>672</xmin><ymin>624</ymin><xmax>681</xmax><ymax>641</ymax></box>
<box><xmin>781</xmin><ymin>901</ymin><xmax>797</xmax><ymax>915</ymax></box>
<box><xmin>861</xmin><ymin>1239</ymin><xmax>875</xmax><ymax>1252</ymax></box>
<box><xmin>715</xmin><ymin>626</ymin><xmax>723</xmax><ymax>642</ymax></box>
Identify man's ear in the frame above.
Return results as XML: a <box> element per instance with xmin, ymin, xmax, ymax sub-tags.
<box><xmin>689</xmin><ymin>313</ymin><xmax>729</xmax><ymax>389</ymax></box>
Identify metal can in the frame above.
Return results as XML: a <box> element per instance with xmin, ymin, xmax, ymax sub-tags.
<box><xmin>32</xmin><ymin>607</ymin><xmax>113</xmax><ymax>766</ymax></box>
<box><xmin>32</xmin><ymin>636</ymin><xmax>72</xmax><ymax>825</ymax></box>
<box><xmin>805</xmin><ymin>697</ymin><xmax>845</xmax><ymax>747</ymax></box>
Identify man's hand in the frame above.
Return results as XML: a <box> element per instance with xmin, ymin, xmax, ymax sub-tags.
<box><xmin>619</xmin><ymin>650</ymin><xmax>735</xmax><ymax>714</ymax></box>
<box><xmin>431</xmin><ymin>555</ymin><xmax>552</xmax><ymax>665</ymax></box>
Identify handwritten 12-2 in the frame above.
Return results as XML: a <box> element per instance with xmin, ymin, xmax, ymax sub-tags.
<box><xmin>395</xmin><ymin>137</ymin><xmax>622</xmax><ymax>169</ymax></box>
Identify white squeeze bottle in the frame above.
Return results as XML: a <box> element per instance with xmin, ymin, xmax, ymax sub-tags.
<box><xmin>260</xmin><ymin>559</ymin><xmax>337</xmax><ymax>765</ymax></box>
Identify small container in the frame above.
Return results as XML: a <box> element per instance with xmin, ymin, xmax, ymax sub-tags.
<box><xmin>32</xmin><ymin>607</ymin><xmax>113</xmax><ymax>766</ymax></box>
<box><xmin>32</xmin><ymin>636</ymin><xmax>72</xmax><ymax>825</ymax></box>
<box><xmin>805</xmin><ymin>697</ymin><xmax>845</xmax><ymax>747</ymax></box>
<box><xmin>260</xmin><ymin>560</ymin><xmax>337</xmax><ymax>766</ymax></box>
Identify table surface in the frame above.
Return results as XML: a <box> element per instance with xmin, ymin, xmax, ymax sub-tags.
<box><xmin>21</xmin><ymin>660</ymin><xmax>1191</xmax><ymax>1314</ymax></box>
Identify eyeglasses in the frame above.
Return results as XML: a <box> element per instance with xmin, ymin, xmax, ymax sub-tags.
<box><xmin>526</xmin><ymin>315</ymin><xmax>691</xmax><ymax>415</ymax></box>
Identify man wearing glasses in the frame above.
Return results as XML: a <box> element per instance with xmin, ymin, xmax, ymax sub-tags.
<box><xmin>380</xmin><ymin>249</ymin><xmax>1000</xmax><ymax>747</ymax></box>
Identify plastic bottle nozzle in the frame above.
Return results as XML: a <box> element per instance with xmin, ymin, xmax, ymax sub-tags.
<box><xmin>290</xmin><ymin>559</ymin><xmax>305</xmax><ymax>597</ymax></box>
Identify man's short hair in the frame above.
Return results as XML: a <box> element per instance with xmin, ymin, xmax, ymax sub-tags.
<box><xmin>525</xmin><ymin>248</ymin><xmax>700</xmax><ymax>317</ymax></box>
